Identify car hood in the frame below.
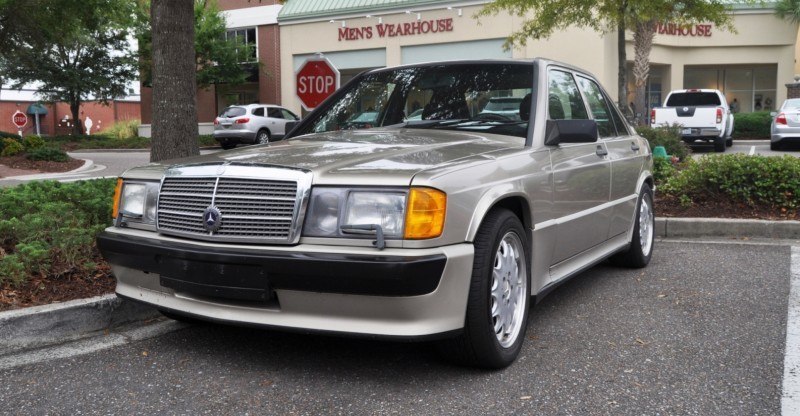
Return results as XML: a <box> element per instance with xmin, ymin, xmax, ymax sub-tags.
<box><xmin>130</xmin><ymin>129</ymin><xmax>524</xmax><ymax>185</ymax></box>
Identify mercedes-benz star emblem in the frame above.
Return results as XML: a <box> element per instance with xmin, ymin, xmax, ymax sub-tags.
<box><xmin>202</xmin><ymin>206</ymin><xmax>222</xmax><ymax>233</ymax></box>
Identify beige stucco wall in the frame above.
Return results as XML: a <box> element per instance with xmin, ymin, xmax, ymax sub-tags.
<box><xmin>279</xmin><ymin>4</ymin><xmax>797</xmax><ymax>114</ymax></box>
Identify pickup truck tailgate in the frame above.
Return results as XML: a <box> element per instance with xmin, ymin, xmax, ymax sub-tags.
<box><xmin>653</xmin><ymin>107</ymin><xmax>719</xmax><ymax>128</ymax></box>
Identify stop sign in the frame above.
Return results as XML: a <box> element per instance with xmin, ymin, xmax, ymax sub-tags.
<box><xmin>12</xmin><ymin>110</ymin><xmax>27</xmax><ymax>129</ymax></box>
<box><xmin>296</xmin><ymin>57</ymin><xmax>340</xmax><ymax>111</ymax></box>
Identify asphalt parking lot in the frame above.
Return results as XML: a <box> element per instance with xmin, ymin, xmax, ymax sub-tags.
<box><xmin>0</xmin><ymin>239</ymin><xmax>792</xmax><ymax>415</ymax></box>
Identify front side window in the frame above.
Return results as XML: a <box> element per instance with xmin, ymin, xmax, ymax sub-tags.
<box><xmin>576</xmin><ymin>76</ymin><xmax>617</xmax><ymax>138</ymax></box>
<box><xmin>547</xmin><ymin>70</ymin><xmax>588</xmax><ymax>120</ymax></box>
<box><xmin>281</xmin><ymin>109</ymin><xmax>299</xmax><ymax>120</ymax></box>
<box><xmin>294</xmin><ymin>64</ymin><xmax>534</xmax><ymax>139</ymax></box>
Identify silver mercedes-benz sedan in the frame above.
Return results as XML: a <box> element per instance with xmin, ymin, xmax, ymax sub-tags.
<box><xmin>771</xmin><ymin>98</ymin><xmax>800</xmax><ymax>150</ymax></box>
<box><xmin>98</xmin><ymin>58</ymin><xmax>654</xmax><ymax>368</ymax></box>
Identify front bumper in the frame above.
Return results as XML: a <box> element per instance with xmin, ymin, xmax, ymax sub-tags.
<box><xmin>97</xmin><ymin>228</ymin><xmax>474</xmax><ymax>338</ymax></box>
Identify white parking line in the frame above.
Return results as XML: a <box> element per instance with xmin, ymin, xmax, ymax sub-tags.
<box><xmin>749</xmin><ymin>146</ymin><xmax>756</xmax><ymax>156</ymax></box>
<box><xmin>0</xmin><ymin>320</ymin><xmax>186</xmax><ymax>371</ymax></box>
<box><xmin>783</xmin><ymin>246</ymin><xmax>800</xmax><ymax>414</ymax></box>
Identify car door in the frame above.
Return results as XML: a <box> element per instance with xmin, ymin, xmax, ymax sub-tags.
<box><xmin>575</xmin><ymin>75</ymin><xmax>643</xmax><ymax>239</ymax></box>
<box><xmin>547</xmin><ymin>68</ymin><xmax>612</xmax><ymax>265</ymax></box>
<box><xmin>266</xmin><ymin>107</ymin><xmax>286</xmax><ymax>136</ymax></box>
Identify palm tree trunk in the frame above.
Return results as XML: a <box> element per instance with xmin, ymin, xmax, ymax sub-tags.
<box><xmin>150</xmin><ymin>0</ymin><xmax>199</xmax><ymax>162</ymax></box>
<box><xmin>632</xmin><ymin>19</ymin><xmax>657</xmax><ymax>126</ymax></box>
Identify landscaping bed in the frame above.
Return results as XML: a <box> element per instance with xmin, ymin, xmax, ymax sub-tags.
<box><xmin>0</xmin><ymin>153</ymin><xmax>84</xmax><ymax>176</ymax></box>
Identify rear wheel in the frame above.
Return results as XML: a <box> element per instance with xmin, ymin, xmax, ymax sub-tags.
<box><xmin>714</xmin><ymin>138</ymin><xmax>725</xmax><ymax>152</ymax></box>
<box><xmin>771</xmin><ymin>142</ymin><xmax>781</xmax><ymax>151</ymax></box>
<box><xmin>436</xmin><ymin>209</ymin><xmax>530</xmax><ymax>369</ymax></box>
<box><xmin>256</xmin><ymin>129</ymin><xmax>271</xmax><ymax>145</ymax></box>
<box><xmin>610</xmin><ymin>183</ymin><xmax>654</xmax><ymax>268</ymax></box>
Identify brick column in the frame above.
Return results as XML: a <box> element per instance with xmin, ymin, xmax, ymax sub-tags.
<box><xmin>787</xmin><ymin>76</ymin><xmax>800</xmax><ymax>99</ymax></box>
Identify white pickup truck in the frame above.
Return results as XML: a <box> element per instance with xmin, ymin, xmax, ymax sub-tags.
<box><xmin>650</xmin><ymin>89</ymin><xmax>734</xmax><ymax>152</ymax></box>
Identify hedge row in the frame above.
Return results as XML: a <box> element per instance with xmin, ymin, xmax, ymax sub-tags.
<box><xmin>659</xmin><ymin>154</ymin><xmax>800</xmax><ymax>210</ymax></box>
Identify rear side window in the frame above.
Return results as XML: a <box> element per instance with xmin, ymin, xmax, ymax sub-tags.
<box><xmin>220</xmin><ymin>107</ymin><xmax>246</xmax><ymax>117</ymax></box>
<box><xmin>252</xmin><ymin>107</ymin><xmax>265</xmax><ymax>117</ymax></box>
<box><xmin>666</xmin><ymin>92</ymin><xmax>721</xmax><ymax>107</ymax></box>
<box><xmin>267</xmin><ymin>108</ymin><xmax>283</xmax><ymax>118</ymax></box>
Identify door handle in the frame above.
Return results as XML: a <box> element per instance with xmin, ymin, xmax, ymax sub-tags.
<box><xmin>631</xmin><ymin>142</ymin><xmax>640</xmax><ymax>151</ymax></box>
<box><xmin>596</xmin><ymin>145</ymin><xmax>608</xmax><ymax>157</ymax></box>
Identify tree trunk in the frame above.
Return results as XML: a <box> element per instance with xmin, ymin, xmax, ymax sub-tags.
<box><xmin>150</xmin><ymin>0</ymin><xmax>198</xmax><ymax>162</ymax></box>
<box><xmin>617</xmin><ymin>2</ymin><xmax>628</xmax><ymax>116</ymax></box>
<box><xmin>70</xmin><ymin>99</ymin><xmax>83</xmax><ymax>135</ymax></box>
<box><xmin>632</xmin><ymin>19</ymin><xmax>657</xmax><ymax>126</ymax></box>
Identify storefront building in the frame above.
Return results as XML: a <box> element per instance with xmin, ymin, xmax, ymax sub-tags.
<box><xmin>277</xmin><ymin>0</ymin><xmax>797</xmax><ymax>115</ymax></box>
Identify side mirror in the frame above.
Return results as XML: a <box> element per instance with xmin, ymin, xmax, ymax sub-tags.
<box><xmin>544</xmin><ymin>119</ymin><xmax>599</xmax><ymax>146</ymax></box>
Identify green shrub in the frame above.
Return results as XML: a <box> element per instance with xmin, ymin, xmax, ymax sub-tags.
<box><xmin>1</xmin><ymin>138</ymin><xmax>24</xmax><ymax>156</ymax></box>
<box><xmin>733</xmin><ymin>111</ymin><xmax>771</xmax><ymax>139</ymax></box>
<box><xmin>661</xmin><ymin>154</ymin><xmax>800</xmax><ymax>210</ymax></box>
<box><xmin>102</xmin><ymin>119</ymin><xmax>140</xmax><ymax>140</ymax></box>
<box><xmin>636</xmin><ymin>125</ymin><xmax>691</xmax><ymax>161</ymax></box>
<box><xmin>26</xmin><ymin>147</ymin><xmax>69</xmax><ymax>162</ymax></box>
<box><xmin>0</xmin><ymin>131</ymin><xmax>20</xmax><ymax>140</ymax></box>
<box><xmin>0</xmin><ymin>179</ymin><xmax>116</xmax><ymax>286</ymax></box>
<box><xmin>22</xmin><ymin>135</ymin><xmax>46</xmax><ymax>151</ymax></box>
<box><xmin>652</xmin><ymin>157</ymin><xmax>677</xmax><ymax>185</ymax></box>
<box><xmin>198</xmin><ymin>134</ymin><xmax>216</xmax><ymax>147</ymax></box>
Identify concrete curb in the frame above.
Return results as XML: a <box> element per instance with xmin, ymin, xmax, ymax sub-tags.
<box><xmin>3</xmin><ymin>216</ymin><xmax>799</xmax><ymax>356</ymax></box>
<box><xmin>1</xmin><ymin>158</ymin><xmax>94</xmax><ymax>181</ymax></box>
<box><xmin>656</xmin><ymin>217</ymin><xmax>800</xmax><ymax>239</ymax></box>
<box><xmin>0</xmin><ymin>294</ymin><xmax>159</xmax><ymax>355</ymax></box>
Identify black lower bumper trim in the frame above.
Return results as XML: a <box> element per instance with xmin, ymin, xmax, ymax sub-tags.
<box><xmin>98</xmin><ymin>231</ymin><xmax>447</xmax><ymax>297</ymax></box>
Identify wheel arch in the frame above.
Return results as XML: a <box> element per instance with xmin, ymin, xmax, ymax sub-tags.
<box><xmin>465</xmin><ymin>194</ymin><xmax>532</xmax><ymax>243</ymax></box>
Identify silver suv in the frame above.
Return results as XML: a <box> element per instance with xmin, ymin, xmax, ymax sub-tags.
<box><xmin>213</xmin><ymin>104</ymin><xmax>300</xmax><ymax>149</ymax></box>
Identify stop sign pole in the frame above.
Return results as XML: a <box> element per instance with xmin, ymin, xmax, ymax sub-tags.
<box><xmin>296</xmin><ymin>55</ymin><xmax>340</xmax><ymax>111</ymax></box>
<box><xmin>12</xmin><ymin>110</ymin><xmax>27</xmax><ymax>138</ymax></box>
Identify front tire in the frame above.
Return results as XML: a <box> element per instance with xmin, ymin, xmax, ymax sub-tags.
<box><xmin>726</xmin><ymin>138</ymin><xmax>733</xmax><ymax>147</ymax></box>
<box><xmin>611</xmin><ymin>183</ymin><xmax>655</xmax><ymax>268</ymax></box>
<box><xmin>437</xmin><ymin>209</ymin><xmax>530</xmax><ymax>369</ymax></box>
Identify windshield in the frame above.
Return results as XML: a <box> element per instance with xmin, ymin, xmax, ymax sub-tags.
<box><xmin>666</xmin><ymin>92</ymin><xmax>721</xmax><ymax>107</ymax></box>
<box><xmin>296</xmin><ymin>63</ymin><xmax>535</xmax><ymax>138</ymax></box>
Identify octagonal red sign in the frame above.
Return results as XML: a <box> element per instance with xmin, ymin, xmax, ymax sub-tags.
<box><xmin>12</xmin><ymin>110</ymin><xmax>27</xmax><ymax>129</ymax></box>
<box><xmin>296</xmin><ymin>57</ymin><xmax>340</xmax><ymax>111</ymax></box>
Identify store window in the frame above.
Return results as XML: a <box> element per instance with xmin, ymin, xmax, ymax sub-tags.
<box><xmin>684</xmin><ymin>66</ymin><xmax>777</xmax><ymax>113</ymax></box>
<box><xmin>225</xmin><ymin>28</ymin><xmax>257</xmax><ymax>63</ymax></box>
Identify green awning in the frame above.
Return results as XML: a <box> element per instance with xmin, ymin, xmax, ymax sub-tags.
<box><xmin>26</xmin><ymin>103</ymin><xmax>47</xmax><ymax>115</ymax></box>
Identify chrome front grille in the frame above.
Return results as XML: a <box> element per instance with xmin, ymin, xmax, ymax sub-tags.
<box><xmin>156</xmin><ymin>165</ymin><xmax>312</xmax><ymax>244</ymax></box>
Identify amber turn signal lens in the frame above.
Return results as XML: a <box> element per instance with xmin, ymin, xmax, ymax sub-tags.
<box><xmin>404</xmin><ymin>187</ymin><xmax>446</xmax><ymax>239</ymax></box>
<box><xmin>112</xmin><ymin>178</ymin><xmax>123</xmax><ymax>219</ymax></box>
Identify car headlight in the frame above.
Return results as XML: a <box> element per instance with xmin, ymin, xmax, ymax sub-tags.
<box><xmin>302</xmin><ymin>187</ymin><xmax>446</xmax><ymax>240</ymax></box>
<box><xmin>112</xmin><ymin>178</ymin><xmax>160</xmax><ymax>227</ymax></box>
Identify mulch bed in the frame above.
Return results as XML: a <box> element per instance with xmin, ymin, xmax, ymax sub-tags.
<box><xmin>0</xmin><ymin>154</ymin><xmax>84</xmax><ymax>178</ymax></box>
<box><xmin>0</xmin><ymin>259</ymin><xmax>115</xmax><ymax>312</ymax></box>
<box><xmin>657</xmin><ymin>194</ymin><xmax>798</xmax><ymax>220</ymax></box>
